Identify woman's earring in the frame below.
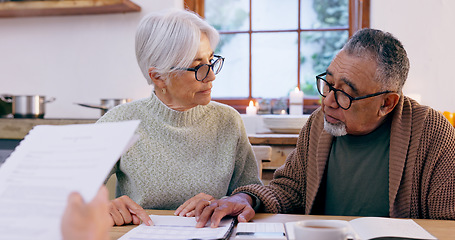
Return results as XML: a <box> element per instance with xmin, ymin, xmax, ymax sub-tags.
<box><xmin>161</xmin><ymin>88</ymin><xmax>166</xmax><ymax>94</ymax></box>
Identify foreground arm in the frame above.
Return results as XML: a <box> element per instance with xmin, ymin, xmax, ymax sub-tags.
<box><xmin>61</xmin><ymin>186</ymin><xmax>111</xmax><ymax>240</ymax></box>
<box><xmin>194</xmin><ymin>193</ymin><xmax>256</xmax><ymax>228</ymax></box>
<box><xmin>109</xmin><ymin>195</ymin><xmax>154</xmax><ymax>226</ymax></box>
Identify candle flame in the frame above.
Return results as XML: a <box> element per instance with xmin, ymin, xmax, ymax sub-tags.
<box><xmin>294</xmin><ymin>87</ymin><xmax>300</xmax><ymax>92</ymax></box>
<box><xmin>249</xmin><ymin>100</ymin><xmax>254</xmax><ymax>107</ymax></box>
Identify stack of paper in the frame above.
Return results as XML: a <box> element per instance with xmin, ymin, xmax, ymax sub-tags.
<box><xmin>0</xmin><ymin>120</ymin><xmax>140</xmax><ymax>240</ymax></box>
<box><xmin>119</xmin><ymin>215</ymin><xmax>235</xmax><ymax>240</ymax></box>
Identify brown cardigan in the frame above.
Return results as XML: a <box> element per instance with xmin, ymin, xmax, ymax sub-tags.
<box><xmin>234</xmin><ymin>96</ymin><xmax>455</xmax><ymax>219</ymax></box>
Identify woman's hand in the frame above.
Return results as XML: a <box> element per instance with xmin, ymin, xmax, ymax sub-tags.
<box><xmin>61</xmin><ymin>186</ymin><xmax>111</xmax><ymax>240</ymax></box>
<box><xmin>174</xmin><ymin>193</ymin><xmax>214</xmax><ymax>217</ymax></box>
<box><xmin>109</xmin><ymin>195</ymin><xmax>154</xmax><ymax>226</ymax></box>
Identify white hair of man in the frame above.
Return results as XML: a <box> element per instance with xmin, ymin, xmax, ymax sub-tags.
<box><xmin>135</xmin><ymin>9</ymin><xmax>220</xmax><ymax>85</ymax></box>
<box><xmin>324</xmin><ymin>118</ymin><xmax>347</xmax><ymax>137</ymax></box>
<box><xmin>342</xmin><ymin>28</ymin><xmax>410</xmax><ymax>93</ymax></box>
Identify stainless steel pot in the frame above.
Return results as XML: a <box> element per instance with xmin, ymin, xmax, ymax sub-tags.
<box><xmin>76</xmin><ymin>98</ymin><xmax>131</xmax><ymax>116</ymax></box>
<box><xmin>0</xmin><ymin>95</ymin><xmax>56</xmax><ymax>118</ymax></box>
<box><xmin>0</xmin><ymin>95</ymin><xmax>12</xmax><ymax>118</ymax></box>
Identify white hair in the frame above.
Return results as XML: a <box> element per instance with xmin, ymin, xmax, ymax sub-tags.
<box><xmin>135</xmin><ymin>9</ymin><xmax>220</xmax><ymax>85</ymax></box>
<box><xmin>324</xmin><ymin>118</ymin><xmax>347</xmax><ymax>137</ymax></box>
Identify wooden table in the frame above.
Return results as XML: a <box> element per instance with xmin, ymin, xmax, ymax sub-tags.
<box><xmin>109</xmin><ymin>210</ymin><xmax>455</xmax><ymax>240</ymax></box>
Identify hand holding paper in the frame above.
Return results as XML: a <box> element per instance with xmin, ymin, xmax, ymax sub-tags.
<box><xmin>0</xmin><ymin>120</ymin><xmax>140</xmax><ymax>240</ymax></box>
<box><xmin>61</xmin><ymin>186</ymin><xmax>111</xmax><ymax>240</ymax></box>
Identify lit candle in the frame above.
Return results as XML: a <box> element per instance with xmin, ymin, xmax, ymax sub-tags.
<box><xmin>246</xmin><ymin>100</ymin><xmax>257</xmax><ymax>115</ymax></box>
<box><xmin>280</xmin><ymin>109</ymin><xmax>287</xmax><ymax>115</ymax></box>
<box><xmin>289</xmin><ymin>87</ymin><xmax>304</xmax><ymax>115</ymax></box>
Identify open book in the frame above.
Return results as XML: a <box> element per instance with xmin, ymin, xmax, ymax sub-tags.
<box><xmin>235</xmin><ymin>217</ymin><xmax>437</xmax><ymax>240</ymax></box>
<box><xmin>119</xmin><ymin>214</ymin><xmax>235</xmax><ymax>240</ymax></box>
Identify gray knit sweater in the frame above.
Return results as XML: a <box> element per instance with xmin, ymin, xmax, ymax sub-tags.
<box><xmin>97</xmin><ymin>93</ymin><xmax>262</xmax><ymax>210</ymax></box>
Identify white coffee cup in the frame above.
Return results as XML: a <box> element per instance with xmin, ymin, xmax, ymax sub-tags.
<box><xmin>294</xmin><ymin>220</ymin><xmax>356</xmax><ymax>240</ymax></box>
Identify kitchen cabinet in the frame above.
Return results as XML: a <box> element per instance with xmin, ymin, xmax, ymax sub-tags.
<box><xmin>248</xmin><ymin>133</ymin><xmax>297</xmax><ymax>169</ymax></box>
<box><xmin>0</xmin><ymin>0</ymin><xmax>140</xmax><ymax>18</ymax></box>
<box><xmin>248</xmin><ymin>133</ymin><xmax>298</xmax><ymax>184</ymax></box>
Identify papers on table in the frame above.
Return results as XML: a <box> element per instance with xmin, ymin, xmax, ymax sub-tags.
<box><xmin>119</xmin><ymin>214</ymin><xmax>235</xmax><ymax>240</ymax></box>
<box><xmin>234</xmin><ymin>217</ymin><xmax>436</xmax><ymax>240</ymax></box>
<box><xmin>0</xmin><ymin>120</ymin><xmax>140</xmax><ymax>240</ymax></box>
<box><xmin>235</xmin><ymin>222</ymin><xmax>287</xmax><ymax>240</ymax></box>
<box><xmin>121</xmin><ymin>216</ymin><xmax>435</xmax><ymax>240</ymax></box>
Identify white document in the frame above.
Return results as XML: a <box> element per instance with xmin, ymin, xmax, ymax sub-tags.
<box><xmin>285</xmin><ymin>217</ymin><xmax>437</xmax><ymax>240</ymax></box>
<box><xmin>119</xmin><ymin>214</ymin><xmax>235</xmax><ymax>240</ymax></box>
<box><xmin>0</xmin><ymin>120</ymin><xmax>140</xmax><ymax>240</ymax></box>
<box><xmin>235</xmin><ymin>222</ymin><xmax>287</xmax><ymax>240</ymax></box>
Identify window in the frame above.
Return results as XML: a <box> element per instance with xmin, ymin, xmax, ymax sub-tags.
<box><xmin>185</xmin><ymin>0</ymin><xmax>370</xmax><ymax>113</ymax></box>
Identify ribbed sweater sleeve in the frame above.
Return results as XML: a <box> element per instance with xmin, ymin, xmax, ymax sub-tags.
<box><xmin>233</xmin><ymin>108</ymin><xmax>328</xmax><ymax>214</ymax></box>
<box><xmin>406</xmin><ymin>106</ymin><xmax>455</xmax><ymax>219</ymax></box>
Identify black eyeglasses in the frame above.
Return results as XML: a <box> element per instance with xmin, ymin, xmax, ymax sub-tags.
<box><xmin>177</xmin><ymin>55</ymin><xmax>225</xmax><ymax>81</ymax></box>
<box><xmin>316</xmin><ymin>72</ymin><xmax>393</xmax><ymax>110</ymax></box>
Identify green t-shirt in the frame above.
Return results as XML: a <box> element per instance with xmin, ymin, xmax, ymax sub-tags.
<box><xmin>324</xmin><ymin>119</ymin><xmax>391</xmax><ymax>217</ymax></box>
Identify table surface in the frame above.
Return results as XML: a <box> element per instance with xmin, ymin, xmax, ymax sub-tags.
<box><xmin>109</xmin><ymin>210</ymin><xmax>455</xmax><ymax>240</ymax></box>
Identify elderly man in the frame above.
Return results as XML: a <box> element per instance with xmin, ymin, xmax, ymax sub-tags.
<box><xmin>195</xmin><ymin>28</ymin><xmax>455</xmax><ymax>228</ymax></box>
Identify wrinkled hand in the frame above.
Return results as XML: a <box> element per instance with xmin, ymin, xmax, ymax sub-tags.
<box><xmin>174</xmin><ymin>193</ymin><xmax>215</xmax><ymax>217</ymax></box>
<box><xmin>195</xmin><ymin>193</ymin><xmax>256</xmax><ymax>228</ymax></box>
<box><xmin>61</xmin><ymin>186</ymin><xmax>111</xmax><ymax>240</ymax></box>
<box><xmin>109</xmin><ymin>195</ymin><xmax>153</xmax><ymax>226</ymax></box>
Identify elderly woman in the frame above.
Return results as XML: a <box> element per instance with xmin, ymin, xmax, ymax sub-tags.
<box><xmin>97</xmin><ymin>9</ymin><xmax>262</xmax><ymax>226</ymax></box>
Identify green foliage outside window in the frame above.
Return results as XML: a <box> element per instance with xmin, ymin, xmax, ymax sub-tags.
<box><xmin>205</xmin><ymin>0</ymin><xmax>248</xmax><ymax>53</ymax></box>
<box><xmin>300</xmin><ymin>0</ymin><xmax>349</xmax><ymax>96</ymax></box>
<box><xmin>205</xmin><ymin>0</ymin><xmax>349</xmax><ymax>97</ymax></box>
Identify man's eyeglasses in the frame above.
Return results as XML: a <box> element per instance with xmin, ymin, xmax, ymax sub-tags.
<box><xmin>177</xmin><ymin>55</ymin><xmax>225</xmax><ymax>81</ymax></box>
<box><xmin>316</xmin><ymin>72</ymin><xmax>393</xmax><ymax>110</ymax></box>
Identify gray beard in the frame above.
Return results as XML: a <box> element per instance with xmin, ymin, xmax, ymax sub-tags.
<box><xmin>324</xmin><ymin>117</ymin><xmax>347</xmax><ymax>137</ymax></box>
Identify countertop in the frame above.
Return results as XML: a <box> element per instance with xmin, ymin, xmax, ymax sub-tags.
<box><xmin>0</xmin><ymin>118</ymin><xmax>97</xmax><ymax>139</ymax></box>
<box><xmin>0</xmin><ymin>119</ymin><xmax>299</xmax><ymax>145</ymax></box>
<box><xmin>248</xmin><ymin>133</ymin><xmax>298</xmax><ymax>145</ymax></box>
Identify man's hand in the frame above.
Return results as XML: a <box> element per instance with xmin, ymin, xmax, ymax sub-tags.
<box><xmin>194</xmin><ymin>193</ymin><xmax>256</xmax><ymax>228</ymax></box>
<box><xmin>174</xmin><ymin>192</ymin><xmax>214</xmax><ymax>217</ymax></box>
<box><xmin>61</xmin><ymin>186</ymin><xmax>111</xmax><ymax>240</ymax></box>
<box><xmin>109</xmin><ymin>195</ymin><xmax>153</xmax><ymax>226</ymax></box>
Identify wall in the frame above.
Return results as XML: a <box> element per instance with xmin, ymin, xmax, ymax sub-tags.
<box><xmin>370</xmin><ymin>0</ymin><xmax>455</xmax><ymax>112</ymax></box>
<box><xmin>1</xmin><ymin>0</ymin><xmax>454</xmax><ymax>119</ymax></box>
<box><xmin>0</xmin><ymin>0</ymin><xmax>182</xmax><ymax>119</ymax></box>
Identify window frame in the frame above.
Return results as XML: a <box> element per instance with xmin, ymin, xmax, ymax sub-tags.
<box><xmin>184</xmin><ymin>0</ymin><xmax>370</xmax><ymax>113</ymax></box>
